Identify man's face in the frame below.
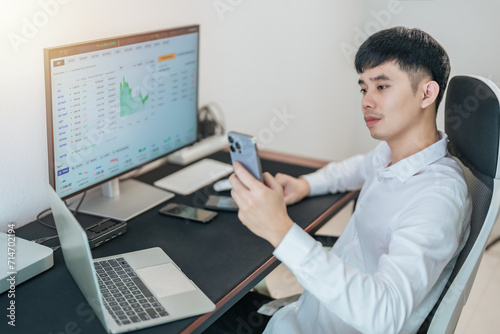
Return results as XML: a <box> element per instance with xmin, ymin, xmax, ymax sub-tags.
<box><xmin>358</xmin><ymin>61</ymin><xmax>425</xmax><ymax>143</ymax></box>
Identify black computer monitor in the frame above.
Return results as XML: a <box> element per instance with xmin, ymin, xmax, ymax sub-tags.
<box><xmin>44</xmin><ymin>25</ymin><xmax>200</xmax><ymax>220</ymax></box>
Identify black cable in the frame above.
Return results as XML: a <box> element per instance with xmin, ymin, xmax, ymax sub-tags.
<box><xmin>34</xmin><ymin>211</ymin><xmax>61</xmax><ymax>251</ymax></box>
<box><xmin>198</xmin><ymin>102</ymin><xmax>226</xmax><ymax>140</ymax></box>
<box><xmin>36</xmin><ymin>191</ymin><xmax>87</xmax><ymax>229</ymax></box>
<box><xmin>33</xmin><ymin>235</ymin><xmax>59</xmax><ymax>244</ymax></box>
<box><xmin>36</xmin><ymin>208</ymin><xmax>56</xmax><ymax>229</ymax></box>
<box><xmin>72</xmin><ymin>191</ymin><xmax>86</xmax><ymax>216</ymax></box>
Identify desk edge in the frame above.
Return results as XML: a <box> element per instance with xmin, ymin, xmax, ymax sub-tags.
<box><xmin>223</xmin><ymin>147</ymin><xmax>329</xmax><ymax>170</ymax></box>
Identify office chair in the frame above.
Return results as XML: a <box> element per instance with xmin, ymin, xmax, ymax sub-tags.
<box><xmin>417</xmin><ymin>75</ymin><xmax>500</xmax><ymax>333</ymax></box>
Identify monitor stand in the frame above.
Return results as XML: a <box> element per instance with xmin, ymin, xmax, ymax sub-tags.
<box><xmin>68</xmin><ymin>178</ymin><xmax>174</xmax><ymax>221</ymax></box>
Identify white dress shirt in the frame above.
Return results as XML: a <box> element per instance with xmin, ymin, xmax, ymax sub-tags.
<box><xmin>264</xmin><ymin>132</ymin><xmax>471</xmax><ymax>334</ymax></box>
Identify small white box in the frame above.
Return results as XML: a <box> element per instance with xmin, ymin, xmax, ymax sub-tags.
<box><xmin>0</xmin><ymin>233</ymin><xmax>54</xmax><ymax>293</ymax></box>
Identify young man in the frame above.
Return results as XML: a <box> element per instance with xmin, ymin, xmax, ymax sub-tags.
<box><xmin>228</xmin><ymin>27</ymin><xmax>472</xmax><ymax>333</ymax></box>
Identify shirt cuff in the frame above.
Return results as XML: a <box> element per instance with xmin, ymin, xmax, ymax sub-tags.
<box><xmin>273</xmin><ymin>223</ymin><xmax>318</xmax><ymax>270</ymax></box>
<box><xmin>301</xmin><ymin>172</ymin><xmax>329</xmax><ymax>197</ymax></box>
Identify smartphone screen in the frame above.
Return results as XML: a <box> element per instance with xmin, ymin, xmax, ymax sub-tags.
<box><xmin>205</xmin><ymin>195</ymin><xmax>238</xmax><ymax>211</ymax></box>
<box><xmin>228</xmin><ymin>131</ymin><xmax>263</xmax><ymax>181</ymax></box>
<box><xmin>159</xmin><ymin>203</ymin><xmax>218</xmax><ymax>223</ymax></box>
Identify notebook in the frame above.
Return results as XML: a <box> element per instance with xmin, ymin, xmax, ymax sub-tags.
<box><xmin>46</xmin><ymin>184</ymin><xmax>215</xmax><ymax>333</ymax></box>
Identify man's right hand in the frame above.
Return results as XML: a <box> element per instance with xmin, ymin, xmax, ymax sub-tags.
<box><xmin>275</xmin><ymin>173</ymin><xmax>311</xmax><ymax>205</ymax></box>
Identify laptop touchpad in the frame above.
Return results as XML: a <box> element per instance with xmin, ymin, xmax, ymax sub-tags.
<box><xmin>136</xmin><ymin>263</ymin><xmax>196</xmax><ymax>298</ymax></box>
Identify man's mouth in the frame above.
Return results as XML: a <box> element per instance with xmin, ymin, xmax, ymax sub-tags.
<box><xmin>364</xmin><ymin>115</ymin><xmax>381</xmax><ymax>127</ymax></box>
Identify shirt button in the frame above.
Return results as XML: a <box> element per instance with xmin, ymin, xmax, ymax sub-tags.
<box><xmin>378</xmin><ymin>177</ymin><xmax>382</xmax><ymax>182</ymax></box>
<box><xmin>355</xmin><ymin>234</ymin><xmax>359</xmax><ymax>240</ymax></box>
<box><xmin>359</xmin><ymin>203</ymin><xmax>363</xmax><ymax>209</ymax></box>
<box><xmin>293</xmin><ymin>304</ymin><xmax>299</xmax><ymax>311</ymax></box>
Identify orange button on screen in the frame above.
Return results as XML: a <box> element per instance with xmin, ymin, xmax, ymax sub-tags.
<box><xmin>158</xmin><ymin>53</ymin><xmax>176</xmax><ymax>62</ymax></box>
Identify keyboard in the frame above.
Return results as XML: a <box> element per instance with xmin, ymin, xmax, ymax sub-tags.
<box><xmin>95</xmin><ymin>258</ymin><xmax>168</xmax><ymax>326</ymax></box>
<box><xmin>154</xmin><ymin>158</ymin><xmax>233</xmax><ymax>195</ymax></box>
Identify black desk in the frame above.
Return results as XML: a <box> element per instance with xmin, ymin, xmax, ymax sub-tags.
<box><xmin>1</xmin><ymin>151</ymin><xmax>356</xmax><ymax>334</ymax></box>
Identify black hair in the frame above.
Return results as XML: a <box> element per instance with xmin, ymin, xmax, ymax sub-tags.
<box><xmin>355</xmin><ymin>27</ymin><xmax>450</xmax><ymax>112</ymax></box>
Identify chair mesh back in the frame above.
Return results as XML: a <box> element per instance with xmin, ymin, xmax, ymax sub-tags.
<box><xmin>441</xmin><ymin>75</ymin><xmax>498</xmax><ymax>293</ymax></box>
<box><xmin>418</xmin><ymin>76</ymin><xmax>498</xmax><ymax>333</ymax></box>
<box><xmin>453</xmin><ymin>158</ymin><xmax>492</xmax><ymax>269</ymax></box>
<box><xmin>444</xmin><ymin>76</ymin><xmax>500</xmax><ymax>179</ymax></box>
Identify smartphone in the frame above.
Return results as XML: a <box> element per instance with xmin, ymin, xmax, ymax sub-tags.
<box><xmin>228</xmin><ymin>131</ymin><xmax>263</xmax><ymax>181</ymax></box>
<box><xmin>159</xmin><ymin>203</ymin><xmax>218</xmax><ymax>223</ymax></box>
<box><xmin>205</xmin><ymin>195</ymin><xmax>239</xmax><ymax>212</ymax></box>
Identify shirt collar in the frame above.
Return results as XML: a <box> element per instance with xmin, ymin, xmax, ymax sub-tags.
<box><xmin>374</xmin><ymin>131</ymin><xmax>448</xmax><ymax>183</ymax></box>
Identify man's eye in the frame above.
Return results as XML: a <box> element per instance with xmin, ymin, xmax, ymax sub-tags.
<box><xmin>360</xmin><ymin>88</ymin><xmax>367</xmax><ymax>94</ymax></box>
<box><xmin>378</xmin><ymin>85</ymin><xmax>388</xmax><ymax>90</ymax></box>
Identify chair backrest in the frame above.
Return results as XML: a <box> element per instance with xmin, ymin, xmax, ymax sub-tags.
<box><xmin>418</xmin><ymin>75</ymin><xmax>500</xmax><ymax>333</ymax></box>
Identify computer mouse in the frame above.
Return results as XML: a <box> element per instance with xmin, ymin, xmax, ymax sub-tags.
<box><xmin>213</xmin><ymin>179</ymin><xmax>232</xmax><ymax>192</ymax></box>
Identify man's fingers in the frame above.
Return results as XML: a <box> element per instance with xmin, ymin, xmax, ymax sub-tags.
<box><xmin>275</xmin><ymin>172</ymin><xmax>290</xmax><ymax>186</ymax></box>
<box><xmin>229</xmin><ymin>173</ymin><xmax>246</xmax><ymax>192</ymax></box>
<box><xmin>232</xmin><ymin>161</ymin><xmax>261</xmax><ymax>189</ymax></box>
<box><xmin>283</xmin><ymin>193</ymin><xmax>294</xmax><ymax>205</ymax></box>
<box><xmin>230</xmin><ymin>188</ymin><xmax>242</xmax><ymax>206</ymax></box>
<box><xmin>229</xmin><ymin>175</ymin><xmax>247</xmax><ymax>209</ymax></box>
<box><xmin>274</xmin><ymin>173</ymin><xmax>295</xmax><ymax>204</ymax></box>
<box><xmin>263</xmin><ymin>172</ymin><xmax>282</xmax><ymax>192</ymax></box>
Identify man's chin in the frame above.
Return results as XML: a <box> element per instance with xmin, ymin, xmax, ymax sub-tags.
<box><xmin>368</xmin><ymin>129</ymin><xmax>384</xmax><ymax>141</ymax></box>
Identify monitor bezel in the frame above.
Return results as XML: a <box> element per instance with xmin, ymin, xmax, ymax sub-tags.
<box><xmin>44</xmin><ymin>25</ymin><xmax>200</xmax><ymax>200</ymax></box>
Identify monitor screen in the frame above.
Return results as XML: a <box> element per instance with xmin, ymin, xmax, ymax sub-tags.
<box><xmin>44</xmin><ymin>25</ymin><xmax>199</xmax><ymax>220</ymax></box>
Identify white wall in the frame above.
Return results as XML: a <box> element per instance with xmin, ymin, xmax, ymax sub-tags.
<box><xmin>1</xmin><ymin>0</ymin><xmax>499</xmax><ymax>231</ymax></box>
<box><xmin>202</xmin><ymin>1</ymin><xmax>363</xmax><ymax>160</ymax></box>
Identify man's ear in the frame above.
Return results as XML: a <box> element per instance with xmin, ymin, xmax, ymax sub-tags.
<box><xmin>421</xmin><ymin>80</ymin><xmax>440</xmax><ymax>109</ymax></box>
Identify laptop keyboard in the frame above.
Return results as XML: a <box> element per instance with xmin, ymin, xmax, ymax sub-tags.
<box><xmin>94</xmin><ymin>257</ymin><xmax>169</xmax><ymax>326</ymax></box>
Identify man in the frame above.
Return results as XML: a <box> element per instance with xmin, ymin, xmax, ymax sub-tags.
<box><xmin>228</xmin><ymin>27</ymin><xmax>471</xmax><ymax>333</ymax></box>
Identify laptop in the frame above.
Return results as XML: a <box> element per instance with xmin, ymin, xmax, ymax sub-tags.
<box><xmin>46</xmin><ymin>184</ymin><xmax>215</xmax><ymax>333</ymax></box>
